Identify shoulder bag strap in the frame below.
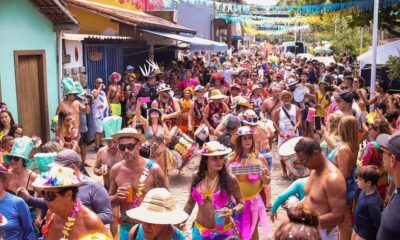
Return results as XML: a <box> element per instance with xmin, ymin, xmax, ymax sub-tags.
<box><xmin>282</xmin><ymin>107</ymin><xmax>295</xmax><ymax>127</ymax></box>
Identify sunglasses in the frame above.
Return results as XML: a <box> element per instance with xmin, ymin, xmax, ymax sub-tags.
<box><xmin>118</xmin><ymin>143</ymin><xmax>138</xmax><ymax>151</ymax></box>
<box><xmin>244</xmin><ymin>117</ymin><xmax>258</xmax><ymax>123</ymax></box>
<box><xmin>41</xmin><ymin>190</ymin><xmax>61</xmax><ymax>202</ymax></box>
<box><xmin>10</xmin><ymin>157</ymin><xmax>22</xmax><ymax>162</ymax></box>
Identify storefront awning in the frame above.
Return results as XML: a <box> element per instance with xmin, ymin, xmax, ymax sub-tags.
<box><xmin>142</xmin><ymin>30</ymin><xmax>228</xmax><ymax>52</ymax></box>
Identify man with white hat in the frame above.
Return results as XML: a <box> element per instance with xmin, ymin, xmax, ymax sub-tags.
<box><xmin>109</xmin><ymin>128</ymin><xmax>167</xmax><ymax>240</ymax></box>
<box><xmin>20</xmin><ymin>149</ymin><xmax>112</xmax><ymax>224</ymax></box>
<box><xmin>127</xmin><ymin>188</ymin><xmax>188</xmax><ymax>240</ymax></box>
<box><xmin>32</xmin><ymin>166</ymin><xmax>110</xmax><ymax>239</ymax></box>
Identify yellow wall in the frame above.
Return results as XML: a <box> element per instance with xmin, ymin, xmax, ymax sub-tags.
<box><xmin>68</xmin><ymin>6</ymin><xmax>119</xmax><ymax>35</ymax></box>
<box><xmin>88</xmin><ymin>0</ymin><xmax>138</xmax><ymax>11</ymax></box>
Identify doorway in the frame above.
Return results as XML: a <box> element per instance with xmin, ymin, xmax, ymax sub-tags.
<box><xmin>14</xmin><ymin>50</ymin><xmax>49</xmax><ymax>142</ymax></box>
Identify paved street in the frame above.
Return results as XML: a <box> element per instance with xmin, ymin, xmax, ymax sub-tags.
<box><xmin>84</xmin><ymin>142</ymin><xmax>291</xmax><ymax>239</ymax></box>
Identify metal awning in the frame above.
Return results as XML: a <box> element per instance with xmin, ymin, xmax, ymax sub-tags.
<box><xmin>142</xmin><ymin>30</ymin><xmax>228</xmax><ymax>52</ymax></box>
<box><xmin>62</xmin><ymin>33</ymin><xmax>131</xmax><ymax>41</ymax></box>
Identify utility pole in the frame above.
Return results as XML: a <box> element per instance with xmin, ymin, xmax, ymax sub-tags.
<box><xmin>370</xmin><ymin>0</ymin><xmax>379</xmax><ymax>111</ymax></box>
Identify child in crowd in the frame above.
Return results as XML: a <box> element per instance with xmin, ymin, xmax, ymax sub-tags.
<box><xmin>353</xmin><ymin>165</ymin><xmax>383</xmax><ymax>240</ymax></box>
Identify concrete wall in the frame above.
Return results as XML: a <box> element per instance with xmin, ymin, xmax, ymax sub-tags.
<box><xmin>177</xmin><ymin>3</ymin><xmax>213</xmax><ymax>39</ymax></box>
<box><xmin>0</xmin><ymin>0</ymin><xmax>58</xmax><ymax>123</ymax></box>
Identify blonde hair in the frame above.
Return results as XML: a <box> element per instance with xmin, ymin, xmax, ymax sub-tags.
<box><xmin>326</xmin><ymin>113</ymin><xmax>341</xmax><ymax>136</ymax></box>
<box><xmin>338</xmin><ymin>115</ymin><xmax>359</xmax><ymax>153</ymax></box>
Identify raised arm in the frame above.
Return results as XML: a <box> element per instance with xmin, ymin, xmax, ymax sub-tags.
<box><xmin>135</xmin><ymin>100</ymin><xmax>149</xmax><ymax>129</ymax></box>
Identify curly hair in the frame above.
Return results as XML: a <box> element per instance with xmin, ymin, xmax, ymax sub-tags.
<box><xmin>190</xmin><ymin>155</ymin><xmax>231</xmax><ymax>195</ymax></box>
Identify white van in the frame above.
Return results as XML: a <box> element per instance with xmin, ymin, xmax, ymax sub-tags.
<box><xmin>281</xmin><ymin>41</ymin><xmax>308</xmax><ymax>58</ymax></box>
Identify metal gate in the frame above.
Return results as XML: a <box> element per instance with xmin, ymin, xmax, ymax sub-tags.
<box><xmin>84</xmin><ymin>44</ymin><xmax>122</xmax><ymax>89</ymax></box>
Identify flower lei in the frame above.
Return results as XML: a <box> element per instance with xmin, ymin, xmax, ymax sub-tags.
<box><xmin>61</xmin><ymin>198</ymin><xmax>82</xmax><ymax>240</ymax></box>
<box><xmin>42</xmin><ymin>198</ymin><xmax>82</xmax><ymax>240</ymax></box>
<box><xmin>131</xmin><ymin>160</ymin><xmax>154</xmax><ymax>208</ymax></box>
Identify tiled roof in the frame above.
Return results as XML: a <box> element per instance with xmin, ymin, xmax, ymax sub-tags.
<box><xmin>64</xmin><ymin>0</ymin><xmax>196</xmax><ymax>34</ymax></box>
<box><xmin>30</xmin><ymin>0</ymin><xmax>79</xmax><ymax>27</ymax></box>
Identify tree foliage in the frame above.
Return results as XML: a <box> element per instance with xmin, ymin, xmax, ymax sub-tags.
<box><xmin>387</xmin><ymin>56</ymin><xmax>400</xmax><ymax>81</ymax></box>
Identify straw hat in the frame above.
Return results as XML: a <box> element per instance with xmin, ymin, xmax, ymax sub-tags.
<box><xmin>198</xmin><ymin>141</ymin><xmax>232</xmax><ymax>156</ymax></box>
<box><xmin>241</xmin><ymin>109</ymin><xmax>259</xmax><ymax>126</ymax></box>
<box><xmin>32</xmin><ymin>166</ymin><xmax>84</xmax><ymax>189</ymax></box>
<box><xmin>209</xmin><ymin>89</ymin><xmax>226</xmax><ymax>100</ymax></box>
<box><xmin>279</xmin><ymin>90</ymin><xmax>293</xmax><ymax>100</ymax></box>
<box><xmin>232</xmin><ymin>96</ymin><xmax>253</xmax><ymax>109</ymax></box>
<box><xmin>126</xmin><ymin>188</ymin><xmax>188</xmax><ymax>225</ymax></box>
<box><xmin>231</xmin><ymin>126</ymin><xmax>255</xmax><ymax>145</ymax></box>
<box><xmin>112</xmin><ymin>127</ymin><xmax>146</xmax><ymax>143</ymax></box>
<box><xmin>109</xmin><ymin>72</ymin><xmax>122</xmax><ymax>82</ymax></box>
<box><xmin>0</xmin><ymin>165</ymin><xmax>13</xmax><ymax>184</ymax></box>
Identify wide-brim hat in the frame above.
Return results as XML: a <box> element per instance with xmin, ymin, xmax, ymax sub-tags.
<box><xmin>4</xmin><ymin>136</ymin><xmax>33</xmax><ymax>167</ymax></box>
<box><xmin>32</xmin><ymin>166</ymin><xmax>84</xmax><ymax>189</ymax></box>
<box><xmin>209</xmin><ymin>89</ymin><xmax>226</xmax><ymax>100</ymax></box>
<box><xmin>103</xmin><ymin>116</ymin><xmax>123</xmax><ymax>140</ymax></box>
<box><xmin>62</xmin><ymin>77</ymin><xmax>79</xmax><ymax>95</ymax></box>
<box><xmin>74</xmin><ymin>81</ymin><xmax>86</xmax><ymax>96</ymax></box>
<box><xmin>109</xmin><ymin>72</ymin><xmax>122</xmax><ymax>82</ymax></box>
<box><xmin>157</xmin><ymin>83</ymin><xmax>172</xmax><ymax>93</ymax></box>
<box><xmin>231</xmin><ymin>126</ymin><xmax>255</xmax><ymax>145</ymax></box>
<box><xmin>232</xmin><ymin>96</ymin><xmax>253</xmax><ymax>109</ymax></box>
<box><xmin>112</xmin><ymin>127</ymin><xmax>146</xmax><ymax>143</ymax></box>
<box><xmin>0</xmin><ymin>165</ymin><xmax>13</xmax><ymax>184</ymax></box>
<box><xmin>280</xmin><ymin>90</ymin><xmax>293</xmax><ymax>100</ymax></box>
<box><xmin>126</xmin><ymin>188</ymin><xmax>188</xmax><ymax>225</ymax></box>
<box><xmin>198</xmin><ymin>141</ymin><xmax>232</xmax><ymax>156</ymax></box>
<box><xmin>241</xmin><ymin>109</ymin><xmax>259</xmax><ymax>126</ymax></box>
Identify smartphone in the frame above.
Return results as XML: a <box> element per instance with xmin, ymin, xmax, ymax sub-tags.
<box><xmin>315</xmin><ymin>116</ymin><xmax>321</xmax><ymax>130</ymax></box>
<box><xmin>139</xmin><ymin>97</ymin><xmax>151</xmax><ymax>104</ymax></box>
<box><xmin>324</xmin><ymin>86</ymin><xmax>335</xmax><ymax>92</ymax></box>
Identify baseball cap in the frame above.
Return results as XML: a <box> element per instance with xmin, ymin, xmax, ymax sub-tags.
<box><xmin>334</xmin><ymin>90</ymin><xmax>354</xmax><ymax>103</ymax></box>
<box><xmin>376</xmin><ymin>132</ymin><xmax>400</xmax><ymax>160</ymax></box>
<box><xmin>48</xmin><ymin>149</ymin><xmax>82</xmax><ymax>167</ymax></box>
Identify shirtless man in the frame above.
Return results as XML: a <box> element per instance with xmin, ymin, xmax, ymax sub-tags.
<box><xmin>107</xmin><ymin>72</ymin><xmax>124</xmax><ymax>116</ymax></box>
<box><xmin>33</xmin><ymin>166</ymin><xmax>110</xmax><ymax>240</ymax></box>
<box><xmin>260</xmin><ymin>83</ymin><xmax>281</xmax><ymax>149</ymax></box>
<box><xmin>294</xmin><ymin>137</ymin><xmax>346</xmax><ymax>240</ymax></box>
<box><xmin>93</xmin><ymin>139</ymin><xmax>123</xmax><ymax>190</ymax></box>
<box><xmin>109</xmin><ymin>128</ymin><xmax>168</xmax><ymax>240</ymax></box>
<box><xmin>56</xmin><ymin>78</ymin><xmax>90</xmax><ymax>129</ymax></box>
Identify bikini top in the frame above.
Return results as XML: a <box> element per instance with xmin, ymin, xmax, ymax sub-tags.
<box><xmin>145</xmin><ymin>125</ymin><xmax>164</xmax><ymax>142</ymax></box>
<box><xmin>191</xmin><ymin>185</ymin><xmax>229</xmax><ymax>209</ymax></box>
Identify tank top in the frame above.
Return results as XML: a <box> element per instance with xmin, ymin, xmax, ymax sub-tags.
<box><xmin>156</xmin><ymin>97</ymin><xmax>177</xmax><ymax>129</ymax></box>
<box><xmin>208</xmin><ymin>102</ymin><xmax>223</xmax><ymax>129</ymax></box>
<box><xmin>316</xmin><ymin>90</ymin><xmax>330</xmax><ymax>117</ymax></box>
<box><xmin>278</xmin><ymin>104</ymin><xmax>299</xmax><ymax>146</ymax></box>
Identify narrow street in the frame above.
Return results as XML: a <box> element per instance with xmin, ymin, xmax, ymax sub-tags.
<box><xmin>85</xmin><ymin>142</ymin><xmax>291</xmax><ymax>239</ymax></box>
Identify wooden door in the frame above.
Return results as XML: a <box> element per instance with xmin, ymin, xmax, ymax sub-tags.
<box><xmin>14</xmin><ymin>50</ymin><xmax>49</xmax><ymax>142</ymax></box>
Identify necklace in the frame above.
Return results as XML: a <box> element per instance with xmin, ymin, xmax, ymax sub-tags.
<box><xmin>241</xmin><ymin>152</ymin><xmax>256</xmax><ymax>166</ymax></box>
<box><xmin>203</xmin><ymin>174</ymin><xmax>219</xmax><ymax>200</ymax></box>
<box><xmin>61</xmin><ymin>198</ymin><xmax>82</xmax><ymax>240</ymax></box>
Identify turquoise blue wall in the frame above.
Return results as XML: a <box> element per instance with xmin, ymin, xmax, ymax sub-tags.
<box><xmin>0</xmin><ymin>0</ymin><xmax>58</xmax><ymax>125</ymax></box>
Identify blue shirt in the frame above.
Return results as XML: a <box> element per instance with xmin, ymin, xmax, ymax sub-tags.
<box><xmin>377</xmin><ymin>188</ymin><xmax>400</xmax><ymax>240</ymax></box>
<box><xmin>136</xmin><ymin>224</ymin><xmax>186</xmax><ymax>240</ymax></box>
<box><xmin>0</xmin><ymin>193</ymin><xmax>35</xmax><ymax>240</ymax></box>
<box><xmin>354</xmin><ymin>190</ymin><xmax>383</xmax><ymax>240</ymax></box>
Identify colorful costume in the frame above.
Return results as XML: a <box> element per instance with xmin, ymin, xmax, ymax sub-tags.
<box><xmin>179</xmin><ymin>99</ymin><xmax>193</xmax><ymax>134</ymax></box>
<box><xmin>155</xmin><ymin>97</ymin><xmax>178</xmax><ymax>129</ymax></box>
<box><xmin>228</xmin><ymin>153</ymin><xmax>270</xmax><ymax>240</ymax></box>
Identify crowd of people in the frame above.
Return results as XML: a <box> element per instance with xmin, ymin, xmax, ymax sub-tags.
<box><xmin>0</xmin><ymin>45</ymin><xmax>400</xmax><ymax>240</ymax></box>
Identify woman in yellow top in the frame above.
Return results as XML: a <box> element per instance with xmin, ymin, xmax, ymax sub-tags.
<box><xmin>315</xmin><ymin>77</ymin><xmax>331</xmax><ymax>123</ymax></box>
<box><xmin>179</xmin><ymin>87</ymin><xmax>194</xmax><ymax>135</ymax></box>
<box><xmin>227</xmin><ymin>126</ymin><xmax>271</xmax><ymax>240</ymax></box>
<box><xmin>0</xmin><ymin>110</ymin><xmax>15</xmax><ymax>139</ymax></box>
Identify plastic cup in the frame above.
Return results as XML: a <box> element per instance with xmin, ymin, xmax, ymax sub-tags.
<box><xmin>122</xmin><ymin>183</ymin><xmax>133</xmax><ymax>203</ymax></box>
<box><xmin>214</xmin><ymin>209</ymin><xmax>225</xmax><ymax>231</ymax></box>
<box><xmin>101</xmin><ymin>164</ymin><xmax>108</xmax><ymax>175</ymax></box>
<box><xmin>306</xmin><ymin>107</ymin><xmax>316</xmax><ymax>122</ymax></box>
